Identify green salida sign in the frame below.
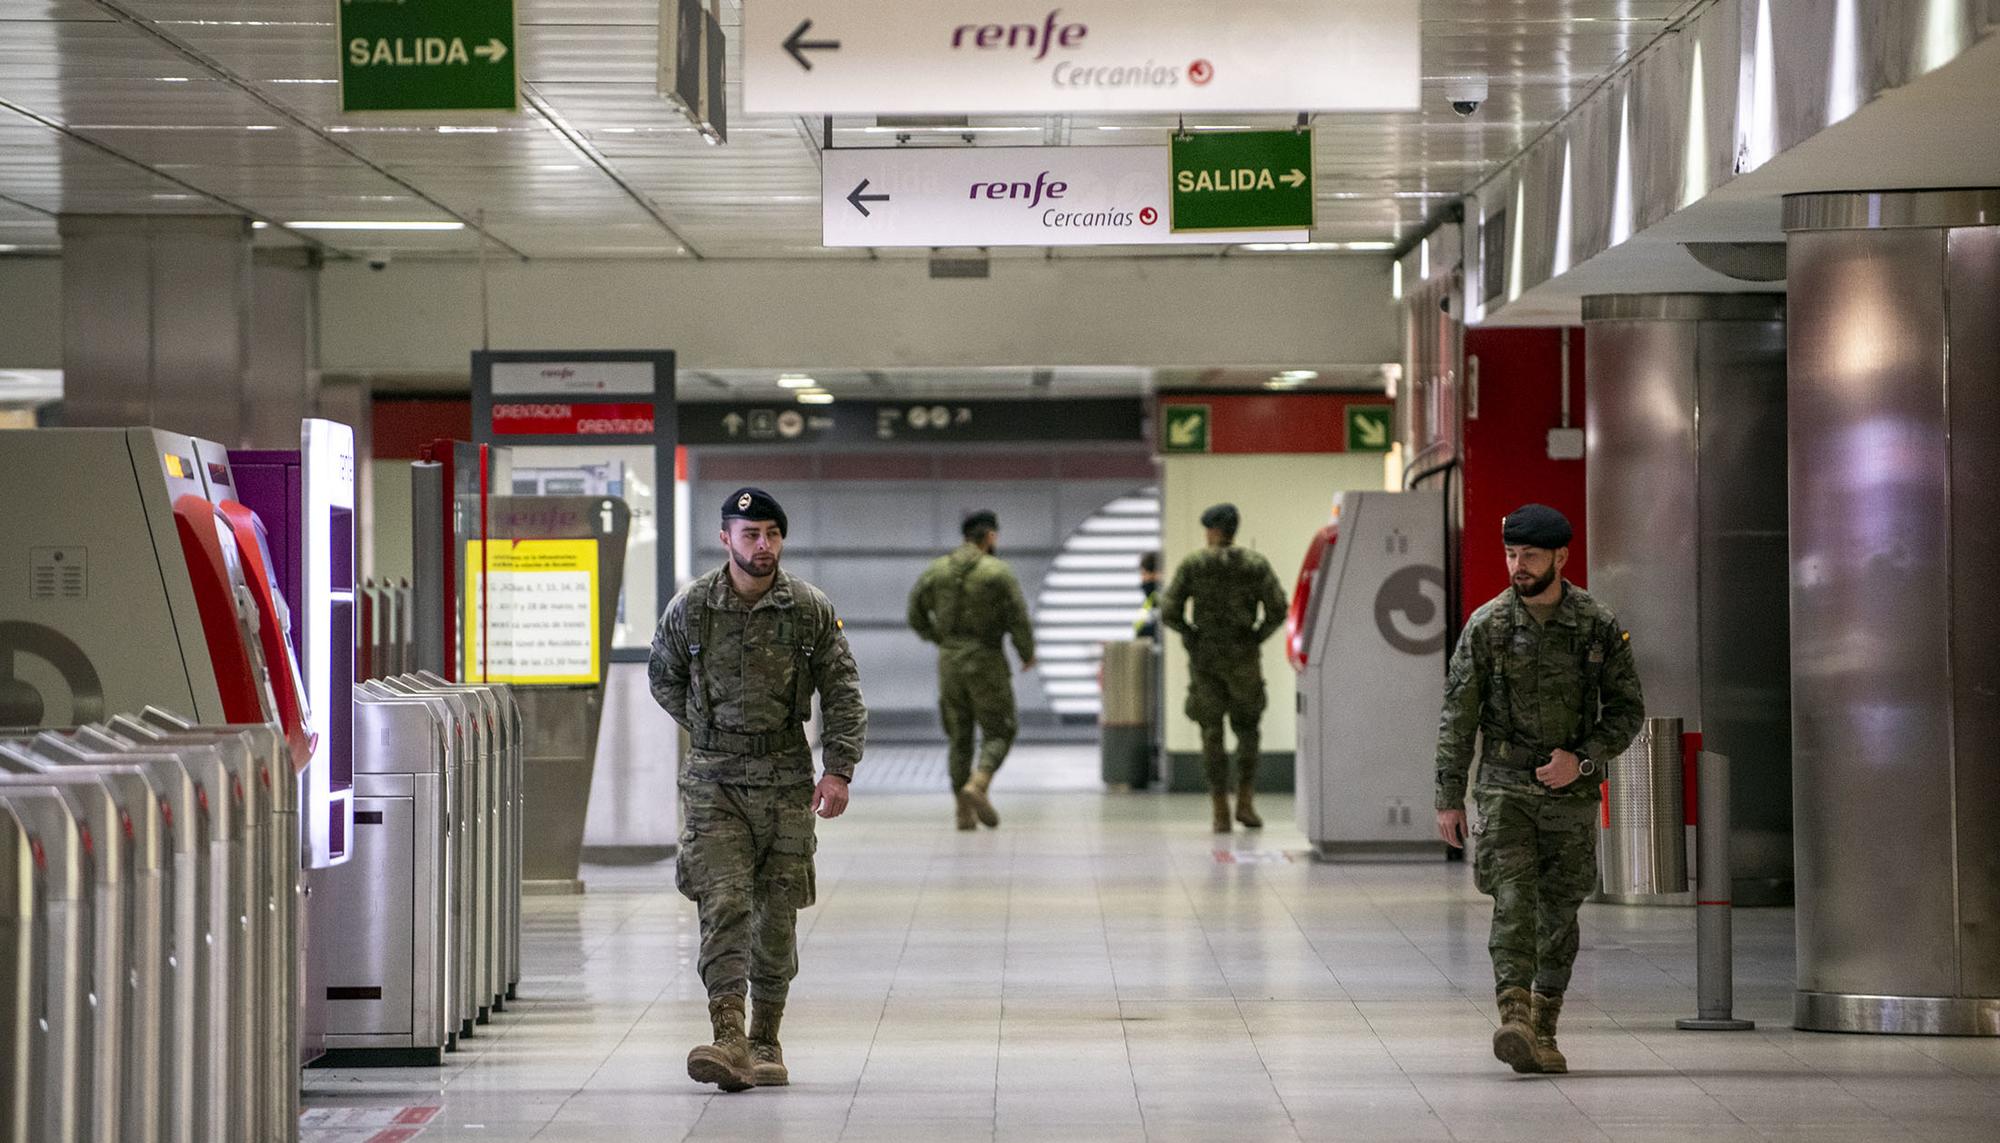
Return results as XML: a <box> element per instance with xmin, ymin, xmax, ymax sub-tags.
<box><xmin>1169</xmin><ymin>130</ymin><xmax>1315</xmax><ymax>233</ymax></box>
<box><xmin>339</xmin><ymin>0</ymin><xmax>519</xmax><ymax>113</ymax></box>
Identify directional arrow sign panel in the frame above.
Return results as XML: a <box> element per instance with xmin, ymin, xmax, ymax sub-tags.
<box><xmin>1171</xmin><ymin>131</ymin><xmax>1315</xmax><ymax>232</ymax></box>
<box><xmin>340</xmin><ymin>0</ymin><xmax>518</xmax><ymax>113</ymax></box>
<box><xmin>745</xmin><ymin>0</ymin><xmax>1420</xmax><ymax>115</ymax></box>
<box><xmin>822</xmin><ymin>147</ymin><xmax>1308</xmax><ymax>248</ymax></box>
<box><xmin>1346</xmin><ymin>406</ymin><xmax>1393</xmax><ymax>452</ymax></box>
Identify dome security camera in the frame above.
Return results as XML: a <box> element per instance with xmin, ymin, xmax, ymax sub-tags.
<box><xmin>1444</xmin><ymin>76</ymin><xmax>1489</xmax><ymax>117</ymax></box>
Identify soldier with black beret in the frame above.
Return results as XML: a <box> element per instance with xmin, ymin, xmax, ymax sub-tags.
<box><xmin>1159</xmin><ymin>502</ymin><xmax>1288</xmax><ymax>832</ymax></box>
<box><xmin>1433</xmin><ymin>503</ymin><xmax>1644</xmax><ymax>1075</ymax></box>
<box><xmin>649</xmin><ymin>486</ymin><xmax>868</xmax><ymax>1091</ymax></box>
<box><xmin>908</xmin><ymin>508</ymin><xmax>1037</xmax><ymax>830</ymax></box>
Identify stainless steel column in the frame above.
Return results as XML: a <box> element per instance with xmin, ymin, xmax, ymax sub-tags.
<box><xmin>1785</xmin><ymin>189</ymin><xmax>2000</xmax><ymax>1036</ymax></box>
<box><xmin>1584</xmin><ymin>293</ymin><xmax>1793</xmax><ymax>906</ymax></box>
<box><xmin>57</xmin><ymin>215</ymin><xmax>254</xmax><ymax>444</ymax></box>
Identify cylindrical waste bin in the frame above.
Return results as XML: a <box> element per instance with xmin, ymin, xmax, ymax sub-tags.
<box><xmin>1099</xmin><ymin>639</ymin><xmax>1156</xmax><ymax>788</ymax></box>
<box><xmin>1596</xmin><ymin>716</ymin><xmax>1690</xmax><ymax>904</ymax></box>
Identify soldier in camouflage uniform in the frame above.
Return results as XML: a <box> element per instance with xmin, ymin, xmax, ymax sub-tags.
<box><xmin>907</xmin><ymin>509</ymin><xmax>1036</xmax><ymax>831</ymax></box>
<box><xmin>1159</xmin><ymin>503</ymin><xmax>1288</xmax><ymax>832</ymax></box>
<box><xmin>649</xmin><ymin>487</ymin><xmax>868</xmax><ymax>1092</ymax></box>
<box><xmin>1433</xmin><ymin>504</ymin><xmax>1643</xmax><ymax>1076</ymax></box>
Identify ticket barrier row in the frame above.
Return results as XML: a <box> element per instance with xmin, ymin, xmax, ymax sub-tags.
<box><xmin>318</xmin><ymin>673</ymin><xmax>521</xmax><ymax>1064</ymax></box>
<box><xmin>0</xmin><ymin>713</ymin><xmax>299</xmax><ymax>1143</ymax></box>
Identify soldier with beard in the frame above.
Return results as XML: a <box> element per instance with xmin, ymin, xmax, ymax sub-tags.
<box><xmin>1433</xmin><ymin>503</ymin><xmax>1643</xmax><ymax>1075</ymax></box>
<box><xmin>649</xmin><ymin>487</ymin><xmax>868</xmax><ymax>1091</ymax></box>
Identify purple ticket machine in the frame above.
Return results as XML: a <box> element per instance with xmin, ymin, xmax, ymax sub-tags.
<box><xmin>232</xmin><ymin>418</ymin><xmax>358</xmax><ymax>1068</ymax></box>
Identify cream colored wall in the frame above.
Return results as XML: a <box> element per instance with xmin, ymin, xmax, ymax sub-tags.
<box><xmin>1160</xmin><ymin>453</ymin><xmax>1392</xmax><ymax>756</ymax></box>
<box><xmin>369</xmin><ymin>459</ymin><xmax>413</xmax><ymax>587</ymax></box>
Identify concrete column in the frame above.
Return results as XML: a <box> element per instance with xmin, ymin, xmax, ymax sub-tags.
<box><xmin>245</xmin><ymin>247</ymin><xmax>323</xmax><ymax>448</ymax></box>
<box><xmin>59</xmin><ymin>214</ymin><xmax>253</xmax><ymax>442</ymax></box>
<box><xmin>1583</xmin><ymin>293</ymin><xmax>1792</xmax><ymax>906</ymax></box>
<box><xmin>1784</xmin><ymin>189</ymin><xmax>2000</xmax><ymax>1036</ymax></box>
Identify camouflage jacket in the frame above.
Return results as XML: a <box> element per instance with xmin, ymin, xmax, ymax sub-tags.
<box><xmin>1158</xmin><ymin>544</ymin><xmax>1287</xmax><ymax>654</ymax></box>
<box><xmin>649</xmin><ymin>567</ymin><xmax>867</xmax><ymax>785</ymax></box>
<box><xmin>1433</xmin><ymin>582</ymin><xmax>1645</xmax><ymax>810</ymax></box>
<box><xmin>906</xmin><ymin>543</ymin><xmax>1036</xmax><ymax>661</ymax></box>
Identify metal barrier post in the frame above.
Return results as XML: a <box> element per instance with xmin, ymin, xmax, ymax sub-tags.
<box><xmin>1677</xmin><ymin>750</ymin><xmax>1755</xmax><ymax>1031</ymax></box>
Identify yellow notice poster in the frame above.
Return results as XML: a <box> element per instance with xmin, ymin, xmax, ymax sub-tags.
<box><xmin>464</xmin><ymin>539</ymin><xmax>601</xmax><ymax>684</ymax></box>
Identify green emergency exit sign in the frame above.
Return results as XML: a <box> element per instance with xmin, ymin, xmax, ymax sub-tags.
<box><xmin>1346</xmin><ymin>405</ymin><xmax>1392</xmax><ymax>452</ymax></box>
<box><xmin>1169</xmin><ymin>130</ymin><xmax>1315</xmax><ymax>233</ymax></box>
<box><xmin>339</xmin><ymin>0</ymin><xmax>519</xmax><ymax>113</ymax></box>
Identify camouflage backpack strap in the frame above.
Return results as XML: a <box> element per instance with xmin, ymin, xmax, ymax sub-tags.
<box><xmin>683</xmin><ymin>570</ymin><xmax>720</xmax><ymax>725</ymax></box>
<box><xmin>786</xmin><ymin>581</ymin><xmax>825</xmax><ymax>723</ymax></box>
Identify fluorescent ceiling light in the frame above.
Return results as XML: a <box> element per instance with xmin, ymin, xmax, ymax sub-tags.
<box><xmin>1276</xmin><ymin>370</ymin><xmax>1318</xmax><ymax>382</ymax></box>
<box><xmin>250</xmin><ymin>221</ymin><xmax>269</xmax><ymax>229</ymax></box>
<box><xmin>777</xmin><ymin>374</ymin><xmax>818</xmax><ymax>389</ymax></box>
<box><xmin>797</xmin><ymin>392</ymin><xmax>835</xmax><ymax>405</ymax></box>
<box><xmin>285</xmin><ymin>220</ymin><xmax>465</xmax><ymax>231</ymax></box>
<box><xmin>1236</xmin><ymin>241</ymin><xmax>1393</xmax><ymax>252</ymax></box>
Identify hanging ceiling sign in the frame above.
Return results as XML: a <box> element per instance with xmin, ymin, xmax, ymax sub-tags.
<box><xmin>822</xmin><ymin>146</ymin><xmax>1308</xmax><ymax>247</ymax></box>
<box><xmin>339</xmin><ymin>0</ymin><xmax>518</xmax><ymax>114</ymax></box>
<box><xmin>744</xmin><ymin>0</ymin><xmax>1419</xmax><ymax>115</ymax></box>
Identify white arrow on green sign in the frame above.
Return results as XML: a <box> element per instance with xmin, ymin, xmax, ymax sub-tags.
<box><xmin>340</xmin><ymin>0</ymin><xmax>519</xmax><ymax>113</ymax></box>
<box><xmin>1346</xmin><ymin>406</ymin><xmax>1392</xmax><ymax>452</ymax></box>
<box><xmin>1162</xmin><ymin>405</ymin><xmax>1211</xmax><ymax>454</ymax></box>
<box><xmin>1170</xmin><ymin>130</ymin><xmax>1314</xmax><ymax>233</ymax></box>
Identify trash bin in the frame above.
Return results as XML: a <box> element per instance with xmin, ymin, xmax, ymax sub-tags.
<box><xmin>1596</xmin><ymin>716</ymin><xmax>1690</xmax><ymax>904</ymax></box>
<box><xmin>1099</xmin><ymin>639</ymin><xmax>1156</xmax><ymax>788</ymax></box>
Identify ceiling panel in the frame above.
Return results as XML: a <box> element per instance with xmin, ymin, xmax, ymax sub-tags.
<box><xmin>0</xmin><ymin>0</ymin><xmax>1699</xmax><ymax>260</ymax></box>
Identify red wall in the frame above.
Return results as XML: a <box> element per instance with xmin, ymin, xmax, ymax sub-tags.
<box><xmin>372</xmin><ymin>397</ymin><xmax>472</xmax><ymax>459</ymax></box>
<box><xmin>1157</xmin><ymin>392</ymin><xmax>1393</xmax><ymax>453</ymax></box>
<box><xmin>1461</xmin><ymin>327</ymin><xmax>1589</xmax><ymax>619</ymax></box>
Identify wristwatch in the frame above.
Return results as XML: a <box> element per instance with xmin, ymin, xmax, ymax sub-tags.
<box><xmin>1577</xmin><ymin>755</ymin><xmax>1597</xmax><ymax>778</ymax></box>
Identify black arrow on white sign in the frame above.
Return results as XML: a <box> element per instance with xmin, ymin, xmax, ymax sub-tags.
<box><xmin>846</xmin><ymin>179</ymin><xmax>890</xmax><ymax>217</ymax></box>
<box><xmin>783</xmin><ymin>19</ymin><xmax>841</xmax><ymax>71</ymax></box>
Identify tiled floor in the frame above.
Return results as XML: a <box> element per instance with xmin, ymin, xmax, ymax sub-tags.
<box><xmin>304</xmin><ymin>748</ymin><xmax>2000</xmax><ymax>1142</ymax></box>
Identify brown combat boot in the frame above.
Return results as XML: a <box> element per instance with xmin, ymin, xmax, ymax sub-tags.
<box><xmin>1211</xmin><ymin>789</ymin><xmax>1233</xmax><ymax>833</ymax></box>
<box><xmin>960</xmin><ymin>769</ymin><xmax>1000</xmax><ymax>828</ymax></box>
<box><xmin>748</xmin><ymin>999</ymin><xmax>789</xmax><ymax>1087</ymax></box>
<box><xmin>1530</xmin><ymin>992</ymin><xmax>1568</xmax><ymax>1074</ymax></box>
<box><xmin>687</xmin><ymin>994</ymin><xmax>755</xmax><ymax>1092</ymax></box>
<box><xmin>1234</xmin><ymin>778</ymin><xmax>1263</xmax><ymax>829</ymax></box>
<box><xmin>954</xmin><ymin>795</ymin><xmax>977</xmax><ymax>831</ymax></box>
<box><xmin>1492</xmin><ymin>986</ymin><xmax>1542</xmax><ymax>1074</ymax></box>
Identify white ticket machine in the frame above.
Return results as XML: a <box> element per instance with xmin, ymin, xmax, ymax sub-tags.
<box><xmin>1290</xmin><ymin>491</ymin><xmax>1448</xmax><ymax>854</ymax></box>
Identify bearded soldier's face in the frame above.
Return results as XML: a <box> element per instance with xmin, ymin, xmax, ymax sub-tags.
<box><xmin>1505</xmin><ymin>544</ymin><xmax>1566</xmax><ymax>599</ymax></box>
<box><xmin>723</xmin><ymin>520</ymin><xmax>783</xmax><ymax>578</ymax></box>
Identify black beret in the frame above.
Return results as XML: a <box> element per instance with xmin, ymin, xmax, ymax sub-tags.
<box><xmin>1502</xmin><ymin>503</ymin><xmax>1572</xmax><ymax>549</ymax></box>
<box><xmin>721</xmin><ymin>487</ymin><xmax>788</xmax><ymax>536</ymax></box>
<box><xmin>1200</xmin><ymin>503</ymin><xmax>1240</xmax><ymax>532</ymax></box>
<box><xmin>961</xmin><ymin>509</ymin><xmax>999</xmax><ymax>536</ymax></box>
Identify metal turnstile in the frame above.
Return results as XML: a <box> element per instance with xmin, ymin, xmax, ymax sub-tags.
<box><xmin>319</xmin><ymin>693</ymin><xmax>452</xmax><ymax>1062</ymax></box>
<box><xmin>119</xmin><ymin>714</ymin><xmax>302</xmax><ymax>1142</ymax></box>
<box><xmin>353</xmin><ymin>683</ymin><xmax>470</xmax><ymax>1046</ymax></box>
<box><xmin>0</xmin><ymin>785</ymin><xmax>88</xmax><ymax>1143</ymax></box>
<box><xmin>1</xmin><ymin>799</ymin><xmax>34</xmax><ymax>1143</ymax></box>
<box><xmin>1</xmin><ymin>739</ymin><xmax>176</xmax><ymax>1143</ymax></box>
<box><xmin>0</xmin><ymin>763</ymin><xmax>143</xmax><ymax>1143</ymax></box>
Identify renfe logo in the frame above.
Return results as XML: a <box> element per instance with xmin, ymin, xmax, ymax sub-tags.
<box><xmin>970</xmin><ymin>170</ymin><xmax>1068</xmax><ymax>208</ymax></box>
<box><xmin>951</xmin><ymin>10</ymin><xmax>1087</xmax><ymax>62</ymax></box>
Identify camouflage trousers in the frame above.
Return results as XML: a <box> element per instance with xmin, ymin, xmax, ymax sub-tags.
<box><xmin>937</xmin><ymin>645</ymin><xmax>1018</xmax><ymax>791</ymax></box>
<box><xmin>675</xmin><ymin>778</ymin><xmax>818</xmax><ymax>1003</ymax></box>
<box><xmin>1185</xmin><ymin>649</ymin><xmax>1266</xmax><ymax>791</ymax></box>
<box><xmin>1471</xmin><ymin>786</ymin><xmax>1600</xmax><ymax>996</ymax></box>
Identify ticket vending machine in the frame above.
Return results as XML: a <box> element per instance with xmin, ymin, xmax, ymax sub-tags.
<box><xmin>1290</xmin><ymin>490</ymin><xmax>1449</xmax><ymax>854</ymax></box>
